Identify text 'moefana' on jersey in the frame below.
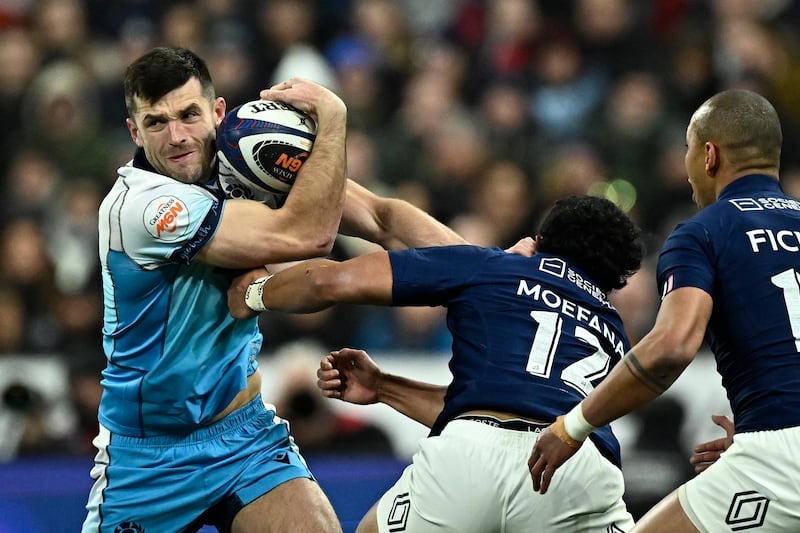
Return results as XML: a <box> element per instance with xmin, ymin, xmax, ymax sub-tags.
<box><xmin>389</xmin><ymin>245</ymin><xmax>630</xmax><ymax>467</ymax></box>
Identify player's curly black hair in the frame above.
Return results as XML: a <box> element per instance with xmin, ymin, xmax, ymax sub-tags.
<box><xmin>536</xmin><ymin>195</ymin><xmax>644</xmax><ymax>292</ymax></box>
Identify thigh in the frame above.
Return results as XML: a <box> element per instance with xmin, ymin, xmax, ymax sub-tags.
<box><xmin>633</xmin><ymin>491</ymin><xmax>698</xmax><ymax>533</ymax></box>
<box><xmin>356</xmin><ymin>502</ymin><xmax>380</xmax><ymax>533</ymax></box>
<box><xmin>232</xmin><ymin>477</ymin><xmax>341</xmax><ymax>533</ymax></box>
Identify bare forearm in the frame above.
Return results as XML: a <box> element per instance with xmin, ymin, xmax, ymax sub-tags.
<box><xmin>341</xmin><ymin>181</ymin><xmax>466</xmax><ymax>250</ymax></box>
<box><xmin>579</xmin><ymin>287</ymin><xmax>710</xmax><ymax>430</ymax></box>
<box><xmin>377</xmin><ymin>373</ymin><xmax>447</xmax><ymax>428</ymax></box>
<box><xmin>582</xmin><ymin>342</ymin><xmax>690</xmax><ymax>428</ymax></box>
<box><xmin>261</xmin><ymin>259</ymin><xmax>337</xmax><ymax>313</ymax></box>
<box><xmin>374</xmin><ymin>198</ymin><xmax>467</xmax><ymax>250</ymax></box>
<box><xmin>261</xmin><ymin>251</ymin><xmax>394</xmax><ymax>313</ymax></box>
<box><xmin>281</xmin><ymin>115</ymin><xmax>347</xmax><ymax>244</ymax></box>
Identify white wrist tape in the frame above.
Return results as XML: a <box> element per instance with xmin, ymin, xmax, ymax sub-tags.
<box><xmin>563</xmin><ymin>402</ymin><xmax>597</xmax><ymax>442</ymax></box>
<box><xmin>244</xmin><ymin>275</ymin><xmax>271</xmax><ymax>313</ymax></box>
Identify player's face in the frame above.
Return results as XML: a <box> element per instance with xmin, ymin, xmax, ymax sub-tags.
<box><xmin>127</xmin><ymin>78</ymin><xmax>226</xmax><ymax>184</ymax></box>
<box><xmin>685</xmin><ymin>118</ymin><xmax>715</xmax><ymax>208</ymax></box>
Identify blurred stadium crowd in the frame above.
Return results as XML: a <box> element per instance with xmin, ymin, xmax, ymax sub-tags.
<box><xmin>0</xmin><ymin>0</ymin><xmax>799</xmax><ymax>470</ymax></box>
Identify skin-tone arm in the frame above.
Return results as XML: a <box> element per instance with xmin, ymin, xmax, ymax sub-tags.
<box><xmin>196</xmin><ymin>78</ymin><xmax>348</xmax><ymax>268</ymax></box>
<box><xmin>340</xmin><ymin>180</ymin><xmax>467</xmax><ymax>250</ymax></box>
<box><xmin>528</xmin><ymin>285</ymin><xmax>712</xmax><ymax>494</ymax></box>
<box><xmin>317</xmin><ymin>348</ymin><xmax>447</xmax><ymax>428</ymax></box>
<box><xmin>227</xmin><ymin>235</ymin><xmax>537</xmax><ymax>319</ymax></box>
<box><xmin>227</xmin><ymin>250</ymin><xmax>394</xmax><ymax>318</ymax></box>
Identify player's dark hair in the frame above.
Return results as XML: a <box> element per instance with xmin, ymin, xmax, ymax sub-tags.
<box><xmin>124</xmin><ymin>47</ymin><xmax>215</xmax><ymax>117</ymax></box>
<box><xmin>536</xmin><ymin>195</ymin><xmax>644</xmax><ymax>292</ymax></box>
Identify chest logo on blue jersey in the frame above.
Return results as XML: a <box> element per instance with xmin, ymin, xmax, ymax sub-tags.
<box><xmin>539</xmin><ymin>257</ymin><xmax>566</xmax><ymax>278</ymax></box>
<box><xmin>143</xmin><ymin>196</ymin><xmax>189</xmax><ymax>241</ymax></box>
<box><xmin>730</xmin><ymin>197</ymin><xmax>800</xmax><ymax>212</ymax></box>
<box><xmin>729</xmin><ymin>198</ymin><xmax>763</xmax><ymax>211</ymax></box>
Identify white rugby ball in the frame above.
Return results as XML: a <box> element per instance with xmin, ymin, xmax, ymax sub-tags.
<box><xmin>217</xmin><ymin>100</ymin><xmax>317</xmax><ymax>207</ymax></box>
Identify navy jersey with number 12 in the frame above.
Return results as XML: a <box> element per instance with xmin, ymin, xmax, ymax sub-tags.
<box><xmin>388</xmin><ymin>245</ymin><xmax>631</xmax><ymax>467</ymax></box>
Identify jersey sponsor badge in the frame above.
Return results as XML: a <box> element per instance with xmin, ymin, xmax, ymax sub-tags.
<box><xmin>143</xmin><ymin>196</ymin><xmax>190</xmax><ymax>241</ymax></box>
<box><xmin>539</xmin><ymin>257</ymin><xmax>567</xmax><ymax>278</ymax></box>
<box><xmin>729</xmin><ymin>198</ymin><xmax>763</xmax><ymax>211</ymax></box>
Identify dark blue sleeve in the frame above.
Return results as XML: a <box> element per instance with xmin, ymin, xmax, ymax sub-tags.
<box><xmin>388</xmin><ymin>245</ymin><xmax>490</xmax><ymax>306</ymax></box>
<box><xmin>657</xmin><ymin>221</ymin><xmax>716</xmax><ymax>298</ymax></box>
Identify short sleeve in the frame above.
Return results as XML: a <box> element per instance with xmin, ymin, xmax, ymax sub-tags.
<box><xmin>657</xmin><ymin>221</ymin><xmax>715</xmax><ymax>298</ymax></box>
<box><xmin>119</xmin><ymin>174</ymin><xmax>223</xmax><ymax>267</ymax></box>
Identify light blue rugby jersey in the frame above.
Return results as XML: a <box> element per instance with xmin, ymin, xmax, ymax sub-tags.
<box><xmin>97</xmin><ymin>150</ymin><xmax>261</xmax><ymax>437</ymax></box>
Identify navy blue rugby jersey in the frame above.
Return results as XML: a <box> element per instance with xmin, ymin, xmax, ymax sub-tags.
<box><xmin>658</xmin><ymin>174</ymin><xmax>800</xmax><ymax>433</ymax></box>
<box><xmin>389</xmin><ymin>245</ymin><xmax>631</xmax><ymax>467</ymax></box>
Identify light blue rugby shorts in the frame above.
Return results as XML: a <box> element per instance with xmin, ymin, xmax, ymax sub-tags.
<box><xmin>82</xmin><ymin>395</ymin><xmax>313</xmax><ymax>532</ymax></box>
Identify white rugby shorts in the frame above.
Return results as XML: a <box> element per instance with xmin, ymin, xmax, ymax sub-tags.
<box><xmin>678</xmin><ymin>425</ymin><xmax>800</xmax><ymax>532</ymax></box>
<box><xmin>374</xmin><ymin>418</ymin><xmax>634</xmax><ymax>533</ymax></box>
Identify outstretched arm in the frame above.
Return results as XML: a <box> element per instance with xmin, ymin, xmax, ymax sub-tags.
<box><xmin>341</xmin><ymin>180</ymin><xmax>467</xmax><ymax>250</ymax></box>
<box><xmin>227</xmin><ymin>250</ymin><xmax>393</xmax><ymax>318</ymax></box>
<box><xmin>528</xmin><ymin>286</ymin><xmax>712</xmax><ymax>493</ymax></box>
<box><xmin>317</xmin><ymin>348</ymin><xmax>447</xmax><ymax>428</ymax></box>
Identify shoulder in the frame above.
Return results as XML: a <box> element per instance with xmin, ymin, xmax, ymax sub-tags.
<box><xmin>117</xmin><ymin>167</ymin><xmax>218</xmax><ymax>218</ymax></box>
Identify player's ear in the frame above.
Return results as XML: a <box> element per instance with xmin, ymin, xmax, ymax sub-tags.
<box><xmin>704</xmin><ymin>141</ymin><xmax>719</xmax><ymax>176</ymax></box>
<box><xmin>127</xmin><ymin>118</ymin><xmax>143</xmax><ymax>147</ymax></box>
<box><xmin>214</xmin><ymin>97</ymin><xmax>226</xmax><ymax>127</ymax></box>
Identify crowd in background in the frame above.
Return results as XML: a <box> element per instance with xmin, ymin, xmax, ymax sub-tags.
<box><xmin>1</xmin><ymin>0</ymin><xmax>800</xmax><ymax>472</ymax></box>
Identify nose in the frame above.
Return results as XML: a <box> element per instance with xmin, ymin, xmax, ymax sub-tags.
<box><xmin>167</xmin><ymin>120</ymin><xmax>187</xmax><ymax>144</ymax></box>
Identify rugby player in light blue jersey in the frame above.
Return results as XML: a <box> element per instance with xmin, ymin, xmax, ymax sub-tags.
<box><xmin>228</xmin><ymin>195</ymin><xmax>644</xmax><ymax>532</ymax></box>
<box><xmin>83</xmin><ymin>47</ymin><xmax>464</xmax><ymax>533</ymax></box>
<box><xmin>531</xmin><ymin>90</ymin><xmax>800</xmax><ymax>532</ymax></box>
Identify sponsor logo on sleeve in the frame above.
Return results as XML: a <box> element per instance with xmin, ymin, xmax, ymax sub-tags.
<box><xmin>143</xmin><ymin>196</ymin><xmax>189</xmax><ymax>241</ymax></box>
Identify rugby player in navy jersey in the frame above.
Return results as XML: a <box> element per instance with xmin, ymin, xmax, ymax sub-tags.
<box><xmin>83</xmin><ymin>47</ymin><xmax>464</xmax><ymax>533</ymax></box>
<box><xmin>228</xmin><ymin>195</ymin><xmax>644</xmax><ymax>532</ymax></box>
<box><xmin>530</xmin><ymin>89</ymin><xmax>800</xmax><ymax>532</ymax></box>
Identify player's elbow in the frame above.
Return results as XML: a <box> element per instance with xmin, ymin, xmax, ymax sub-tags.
<box><xmin>299</xmin><ymin>232</ymin><xmax>337</xmax><ymax>257</ymax></box>
<box><xmin>281</xmin><ymin>221</ymin><xmax>337</xmax><ymax>258</ymax></box>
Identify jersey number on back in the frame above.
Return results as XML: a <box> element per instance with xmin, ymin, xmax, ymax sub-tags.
<box><xmin>771</xmin><ymin>268</ymin><xmax>800</xmax><ymax>351</ymax></box>
<box><xmin>525</xmin><ymin>310</ymin><xmax>611</xmax><ymax>397</ymax></box>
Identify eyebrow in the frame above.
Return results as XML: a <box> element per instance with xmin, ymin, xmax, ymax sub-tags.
<box><xmin>141</xmin><ymin>102</ymin><xmax>203</xmax><ymax>123</ymax></box>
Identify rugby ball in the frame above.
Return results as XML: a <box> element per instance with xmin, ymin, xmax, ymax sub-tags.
<box><xmin>217</xmin><ymin>100</ymin><xmax>317</xmax><ymax>207</ymax></box>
